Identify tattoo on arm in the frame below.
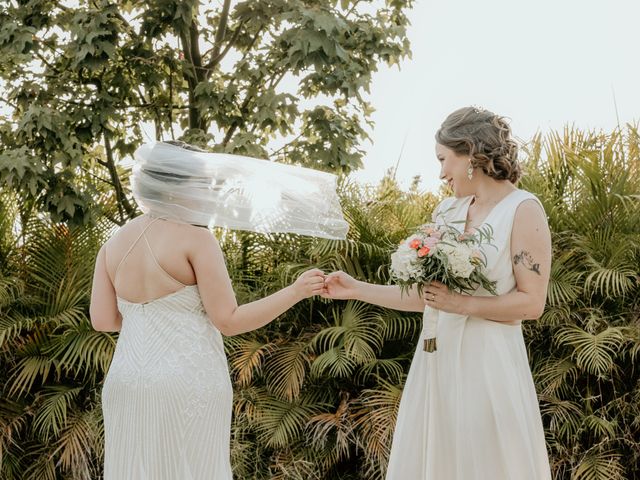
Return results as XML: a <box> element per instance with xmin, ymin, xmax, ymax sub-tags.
<box><xmin>513</xmin><ymin>250</ymin><xmax>541</xmax><ymax>275</ymax></box>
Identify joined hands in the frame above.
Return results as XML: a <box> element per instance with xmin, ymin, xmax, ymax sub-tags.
<box><xmin>293</xmin><ymin>270</ymin><xmax>360</xmax><ymax>301</ymax></box>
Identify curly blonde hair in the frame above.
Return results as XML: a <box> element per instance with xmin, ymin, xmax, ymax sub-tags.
<box><xmin>435</xmin><ymin>107</ymin><xmax>521</xmax><ymax>183</ymax></box>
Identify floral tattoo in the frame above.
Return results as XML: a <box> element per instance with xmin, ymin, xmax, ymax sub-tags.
<box><xmin>513</xmin><ymin>250</ymin><xmax>541</xmax><ymax>275</ymax></box>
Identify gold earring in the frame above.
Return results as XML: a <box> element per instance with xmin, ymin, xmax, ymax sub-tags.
<box><xmin>467</xmin><ymin>160</ymin><xmax>474</xmax><ymax>180</ymax></box>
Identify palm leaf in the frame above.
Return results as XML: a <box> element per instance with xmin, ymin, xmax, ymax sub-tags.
<box><xmin>555</xmin><ymin>325</ymin><xmax>626</xmax><ymax>376</ymax></box>
<box><xmin>255</xmin><ymin>394</ymin><xmax>327</xmax><ymax>449</ymax></box>
<box><xmin>265</xmin><ymin>341</ymin><xmax>312</xmax><ymax>401</ymax></box>
<box><xmin>32</xmin><ymin>385</ymin><xmax>82</xmax><ymax>440</ymax></box>
<box><xmin>226</xmin><ymin>338</ymin><xmax>276</xmax><ymax>387</ymax></box>
<box><xmin>572</xmin><ymin>449</ymin><xmax>626</xmax><ymax>480</ymax></box>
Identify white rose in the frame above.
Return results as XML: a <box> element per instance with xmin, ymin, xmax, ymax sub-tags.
<box><xmin>440</xmin><ymin>242</ymin><xmax>475</xmax><ymax>278</ymax></box>
<box><xmin>391</xmin><ymin>244</ymin><xmax>421</xmax><ymax>281</ymax></box>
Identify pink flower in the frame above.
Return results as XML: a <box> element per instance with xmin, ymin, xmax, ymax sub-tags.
<box><xmin>417</xmin><ymin>246</ymin><xmax>430</xmax><ymax>257</ymax></box>
<box><xmin>424</xmin><ymin>236</ymin><xmax>439</xmax><ymax>249</ymax></box>
<box><xmin>409</xmin><ymin>239</ymin><xmax>421</xmax><ymax>249</ymax></box>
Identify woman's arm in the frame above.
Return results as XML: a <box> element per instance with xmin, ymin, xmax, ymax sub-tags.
<box><xmin>90</xmin><ymin>245</ymin><xmax>122</xmax><ymax>332</ymax></box>
<box><xmin>322</xmin><ymin>197</ymin><xmax>454</xmax><ymax>312</ymax></box>
<box><xmin>424</xmin><ymin>199</ymin><xmax>552</xmax><ymax>322</ymax></box>
<box><xmin>190</xmin><ymin>229</ymin><xmax>325</xmax><ymax>336</ymax></box>
<box><xmin>322</xmin><ymin>271</ymin><xmax>425</xmax><ymax>312</ymax></box>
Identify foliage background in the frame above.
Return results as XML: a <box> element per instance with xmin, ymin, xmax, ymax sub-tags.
<box><xmin>1</xmin><ymin>1</ymin><xmax>639</xmax><ymax>479</ymax></box>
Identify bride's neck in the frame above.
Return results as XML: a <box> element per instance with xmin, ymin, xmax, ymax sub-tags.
<box><xmin>470</xmin><ymin>179</ymin><xmax>516</xmax><ymax>208</ymax></box>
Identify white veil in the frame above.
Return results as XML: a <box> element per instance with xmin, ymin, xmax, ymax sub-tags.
<box><xmin>130</xmin><ymin>142</ymin><xmax>349</xmax><ymax>239</ymax></box>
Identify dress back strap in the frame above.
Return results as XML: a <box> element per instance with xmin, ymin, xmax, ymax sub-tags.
<box><xmin>142</xmin><ymin>233</ymin><xmax>188</xmax><ymax>287</ymax></box>
<box><xmin>113</xmin><ymin>217</ymin><xmax>162</xmax><ymax>283</ymax></box>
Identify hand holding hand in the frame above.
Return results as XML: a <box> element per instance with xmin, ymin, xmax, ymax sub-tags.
<box><xmin>292</xmin><ymin>269</ymin><xmax>326</xmax><ymax>300</ymax></box>
<box><xmin>423</xmin><ymin>281</ymin><xmax>465</xmax><ymax>314</ymax></box>
<box><xmin>321</xmin><ymin>270</ymin><xmax>360</xmax><ymax>300</ymax></box>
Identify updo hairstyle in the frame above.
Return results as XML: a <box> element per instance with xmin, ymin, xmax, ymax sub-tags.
<box><xmin>435</xmin><ymin>107</ymin><xmax>521</xmax><ymax>183</ymax></box>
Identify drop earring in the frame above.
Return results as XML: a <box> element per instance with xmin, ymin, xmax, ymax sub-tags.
<box><xmin>467</xmin><ymin>160</ymin><xmax>474</xmax><ymax>180</ymax></box>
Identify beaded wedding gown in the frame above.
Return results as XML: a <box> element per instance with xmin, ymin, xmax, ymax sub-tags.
<box><xmin>101</xmin><ymin>219</ymin><xmax>233</xmax><ymax>479</ymax></box>
<box><xmin>385</xmin><ymin>189</ymin><xmax>551</xmax><ymax>480</ymax></box>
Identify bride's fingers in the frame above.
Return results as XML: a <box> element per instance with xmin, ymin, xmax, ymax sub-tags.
<box><xmin>303</xmin><ymin>272</ymin><xmax>324</xmax><ymax>281</ymax></box>
<box><xmin>423</xmin><ymin>289</ymin><xmax>438</xmax><ymax>301</ymax></box>
<box><xmin>311</xmin><ymin>285</ymin><xmax>327</xmax><ymax>294</ymax></box>
<box><xmin>425</xmin><ymin>283</ymin><xmax>446</xmax><ymax>294</ymax></box>
<box><xmin>300</xmin><ymin>269</ymin><xmax>324</xmax><ymax>281</ymax></box>
<box><xmin>324</xmin><ymin>274</ymin><xmax>342</xmax><ymax>285</ymax></box>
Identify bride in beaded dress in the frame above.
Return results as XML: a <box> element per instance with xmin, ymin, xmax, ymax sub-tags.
<box><xmin>90</xmin><ymin>141</ymin><xmax>346</xmax><ymax>479</ymax></box>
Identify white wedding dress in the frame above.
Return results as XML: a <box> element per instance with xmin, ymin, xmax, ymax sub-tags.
<box><xmin>386</xmin><ymin>189</ymin><xmax>551</xmax><ymax>480</ymax></box>
<box><xmin>101</xmin><ymin>220</ymin><xmax>233</xmax><ymax>480</ymax></box>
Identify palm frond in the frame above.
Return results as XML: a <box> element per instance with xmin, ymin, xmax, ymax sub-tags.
<box><xmin>352</xmin><ymin>379</ymin><xmax>403</xmax><ymax>475</ymax></box>
<box><xmin>555</xmin><ymin>325</ymin><xmax>626</xmax><ymax>376</ymax></box>
<box><xmin>32</xmin><ymin>386</ymin><xmax>83</xmax><ymax>440</ymax></box>
<box><xmin>265</xmin><ymin>341</ymin><xmax>312</xmax><ymax>401</ymax></box>
<box><xmin>255</xmin><ymin>394</ymin><xmax>327</xmax><ymax>449</ymax></box>
<box><xmin>226</xmin><ymin>338</ymin><xmax>276</xmax><ymax>387</ymax></box>
<box><xmin>572</xmin><ymin>448</ymin><xmax>626</xmax><ymax>480</ymax></box>
<box><xmin>312</xmin><ymin>302</ymin><xmax>383</xmax><ymax>366</ymax></box>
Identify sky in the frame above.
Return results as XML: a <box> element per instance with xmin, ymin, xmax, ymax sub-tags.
<box><xmin>352</xmin><ymin>0</ymin><xmax>640</xmax><ymax>192</ymax></box>
<box><xmin>2</xmin><ymin>0</ymin><xmax>639</xmax><ymax>195</ymax></box>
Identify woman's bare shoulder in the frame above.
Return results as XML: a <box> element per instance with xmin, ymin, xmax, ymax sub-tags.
<box><xmin>103</xmin><ymin>217</ymin><xmax>213</xmax><ymax>260</ymax></box>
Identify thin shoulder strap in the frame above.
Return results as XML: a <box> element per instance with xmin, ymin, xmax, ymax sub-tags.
<box><xmin>113</xmin><ymin>217</ymin><xmax>163</xmax><ymax>283</ymax></box>
<box><xmin>142</xmin><ymin>232</ymin><xmax>188</xmax><ymax>287</ymax></box>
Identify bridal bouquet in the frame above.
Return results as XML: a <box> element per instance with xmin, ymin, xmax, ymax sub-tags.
<box><xmin>390</xmin><ymin>221</ymin><xmax>497</xmax><ymax>352</ymax></box>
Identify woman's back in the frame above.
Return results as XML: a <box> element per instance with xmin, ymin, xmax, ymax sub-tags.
<box><xmin>105</xmin><ymin>215</ymin><xmax>199</xmax><ymax>303</ymax></box>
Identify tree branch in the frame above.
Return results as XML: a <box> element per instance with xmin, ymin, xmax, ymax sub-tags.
<box><xmin>205</xmin><ymin>0</ymin><xmax>231</xmax><ymax>69</ymax></box>
<box><xmin>217</xmin><ymin>25</ymin><xmax>264</xmax><ymax>100</ymax></box>
<box><xmin>0</xmin><ymin>96</ymin><xmax>18</xmax><ymax>109</ymax></box>
<box><xmin>102</xmin><ymin>133</ymin><xmax>136</xmax><ymax>221</ymax></box>
<box><xmin>204</xmin><ymin>20</ymin><xmax>245</xmax><ymax>72</ymax></box>
<box><xmin>179</xmin><ymin>21</ymin><xmax>206</xmax><ymax>130</ymax></box>
<box><xmin>113</xmin><ymin>11</ymin><xmax>141</xmax><ymax>42</ymax></box>
<box><xmin>189</xmin><ymin>18</ymin><xmax>205</xmax><ymax>82</ymax></box>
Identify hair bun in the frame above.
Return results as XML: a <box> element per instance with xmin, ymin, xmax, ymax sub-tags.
<box><xmin>435</xmin><ymin>106</ymin><xmax>522</xmax><ymax>184</ymax></box>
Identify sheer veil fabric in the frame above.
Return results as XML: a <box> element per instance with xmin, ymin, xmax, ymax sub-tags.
<box><xmin>131</xmin><ymin>142</ymin><xmax>348</xmax><ymax>239</ymax></box>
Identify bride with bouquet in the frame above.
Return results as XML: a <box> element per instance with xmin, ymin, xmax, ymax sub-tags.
<box><xmin>323</xmin><ymin>107</ymin><xmax>552</xmax><ymax>479</ymax></box>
